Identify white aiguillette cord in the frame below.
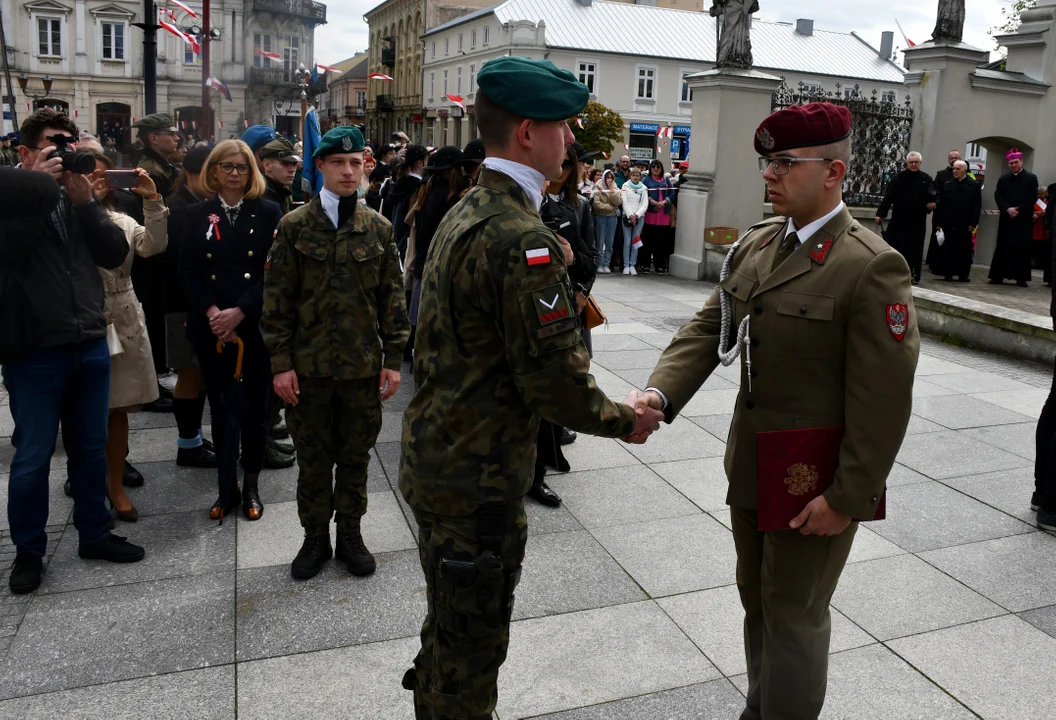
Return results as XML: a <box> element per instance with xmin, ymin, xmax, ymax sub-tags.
<box><xmin>717</xmin><ymin>231</ymin><xmax>754</xmax><ymax>391</ymax></box>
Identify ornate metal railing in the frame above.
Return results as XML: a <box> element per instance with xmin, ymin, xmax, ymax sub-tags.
<box><xmin>770</xmin><ymin>81</ymin><xmax>914</xmax><ymax>208</ymax></box>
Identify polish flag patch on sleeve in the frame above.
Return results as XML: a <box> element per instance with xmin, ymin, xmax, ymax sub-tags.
<box><xmin>526</xmin><ymin>248</ymin><xmax>551</xmax><ymax>266</ymax></box>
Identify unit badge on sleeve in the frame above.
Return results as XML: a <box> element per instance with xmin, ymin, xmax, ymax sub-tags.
<box><xmin>886</xmin><ymin>303</ymin><xmax>908</xmax><ymax>342</ymax></box>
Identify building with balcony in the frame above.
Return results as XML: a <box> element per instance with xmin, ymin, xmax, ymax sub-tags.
<box><xmin>422</xmin><ymin>0</ymin><xmax>906</xmax><ymax>161</ymax></box>
<box><xmin>1</xmin><ymin>0</ymin><xmax>326</xmax><ymax>152</ymax></box>
<box><xmin>324</xmin><ymin>52</ymin><xmax>368</xmax><ymax>131</ymax></box>
<box><xmin>363</xmin><ymin>0</ymin><xmax>494</xmax><ymax>146</ymax></box>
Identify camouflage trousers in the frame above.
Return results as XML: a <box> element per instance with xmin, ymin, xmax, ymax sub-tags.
<box><xmin>286</xmin><ymin>376</ymin><xmax>381</xmax><ymax>532</ymax></box>
<box><xmin>404</xmin><ymin>501</ymin><xmax>527</xmax><ymax>720</ymax></box>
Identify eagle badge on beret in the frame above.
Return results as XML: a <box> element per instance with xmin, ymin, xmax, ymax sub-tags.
<box><xmin>756</xmin><ymin>128</ymin><xmax>775</xmax><ymax>151</ymax></box>
<box><xmin>342</xmin><ymin>134</ymin><xmax>354</xmax><ymax>151</ymax></box>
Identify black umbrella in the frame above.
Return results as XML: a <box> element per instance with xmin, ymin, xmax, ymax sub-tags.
<box><xmin>214</xmin><ymin>335</ymin><xmax>247</xmax><ymax>524</ymax></box>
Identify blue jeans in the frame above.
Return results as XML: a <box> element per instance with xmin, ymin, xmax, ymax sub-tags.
<box><xmin>2</xmin><ymin>339</ymin><xmax>113</xmax><ymax>557</ymax></box>
<box><xmin>623</xmin><ymin>217</ymin><xmax>645</xmax><ymax>268</ymax></box>
<box><xmin>595</xmin><ymin>214</ymin><xmax>617</xmax><ymax>268</ymax></box>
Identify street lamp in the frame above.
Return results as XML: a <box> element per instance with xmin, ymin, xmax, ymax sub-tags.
<box><xmin>17</xmin><ymin>74</ymin><xmax>54</xmax><ymax>101</ymax></box>
<box><xmin>298</xmin><ymin>63</ymin><xmax>309</xmax><ymax>141</ymax></box>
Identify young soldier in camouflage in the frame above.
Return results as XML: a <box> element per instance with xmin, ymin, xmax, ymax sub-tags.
<box><xmin>133</xmin><ymin>113</ymin><xmax>180</xmax><ymax>199</ymax></box>
<box><xmin>398</xmin><ymin>56</ymin><xmax>664</xmax><ymax>720</ymax></box>
<box><xmin>261</xmin><ymin>126</ymin><xmax>409</xmax><ymax>580</ymax></box>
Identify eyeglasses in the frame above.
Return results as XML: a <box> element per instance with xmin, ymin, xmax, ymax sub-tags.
<box><xmin>758</xmin><ymin>156</ymin><xmax>833</xmax><ymax>176</ymax></box>
<box><xmin>218</xmin><ymin>162</ymin><xmax>251</xmax><ymax>175</ymax></box>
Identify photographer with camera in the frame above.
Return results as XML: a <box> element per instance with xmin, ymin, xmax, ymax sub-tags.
<box><xmin>1</xmin><ymin>109</ymin><xmax>146</xmax><ymax>595</ymax></box>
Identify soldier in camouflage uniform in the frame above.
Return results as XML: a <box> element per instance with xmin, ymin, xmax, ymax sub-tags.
<box><xmin>1</xmin><ymin>136</ymin><xmax>13</xmax><ymax>166</ymax></box>
<box><xmin>261</xmin><ymin>126</ymin><xmax>410</xmax><ymax>580</ymax></box>
<box><xmin>398</xmin><ymin>57</ymin><xmax>664</xmax><ymax>720</ymax></box>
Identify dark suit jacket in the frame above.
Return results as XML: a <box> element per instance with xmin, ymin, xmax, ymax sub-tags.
<box><xmin>178</xmin><ymin>196</ymin><xmax>282</xmax><ymax>342</ymax></box>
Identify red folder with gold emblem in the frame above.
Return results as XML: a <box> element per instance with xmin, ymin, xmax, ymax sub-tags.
<box><xmin>756</xmin><ymin>426</ymin><xmax>886</xmax><ymax>531</ymax></box>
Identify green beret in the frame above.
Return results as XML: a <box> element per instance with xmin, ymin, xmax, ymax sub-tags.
<box><xmin>313</xmin><ymin>126</ymin><xmax>366</xmax><ymax>159</ymax></box>
<box><xmin>260</xmin><ymin>138</ymin><xmax>302</xmax><ymax>163</ymax></box>
<box><xmin>476</xmin><ymin>57</ymin><xmax>589</xmax><ymax>121</ymax></box>
<box><xmin>132</xmin><ymin>113</ymin><xmax>176</xmax><ymax>131</ymax></box>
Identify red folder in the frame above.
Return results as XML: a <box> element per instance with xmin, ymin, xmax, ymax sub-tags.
<box><xmin>756</xmin><ymin>426</ymin><xmax>886</xmax><ymax>531</ymax></box>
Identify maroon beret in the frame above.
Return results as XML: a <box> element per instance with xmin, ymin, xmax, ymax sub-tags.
<box><xmin>754</xmin><ymin>102</ymin><xmax>852</xmax><ymax>156</ymax></box>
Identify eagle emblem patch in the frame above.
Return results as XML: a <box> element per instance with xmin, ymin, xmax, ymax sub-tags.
<box><xmin>341</xmin><ymin>134</ymin><xmax>354</xmax><ymax>151</ymax></box>
<box><xmin>886</xmin><ymin>303</ymin><xmax>909</xmax><ymax>342</ymax></box>
<box><xmin>756</xmin><ymin>127</ymin><xmax>775</xmax><ymax>151</ymax></box>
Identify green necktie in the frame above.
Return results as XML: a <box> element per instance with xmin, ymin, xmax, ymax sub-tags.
<box><xmin>773</xmin><ymin>230</ymin><xmax>799</xmax><ymax>271</ymax></box>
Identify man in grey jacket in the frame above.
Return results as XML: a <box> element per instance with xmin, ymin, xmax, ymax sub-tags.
<box><xmin>1</xmin><ymin>109</ymin><xmax>146</xmax><ymax>595</ymax></box>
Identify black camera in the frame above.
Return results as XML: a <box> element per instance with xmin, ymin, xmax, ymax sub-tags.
<box><xmin>45</xmin><ymin>133</ymin><xmax>96</xmax><ymax>175</ymax></box>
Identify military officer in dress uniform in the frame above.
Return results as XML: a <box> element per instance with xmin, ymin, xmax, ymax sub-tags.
<box><xmin>260</xmin><ymin>137</ymin><xmax>301</xmax><ymax>216</ymax></box>
<box><xmin>398</xmin><ymin>56</ymin><xmax>664</xmax><ymax>720</ymax></box>
<box><xmin>635</xmin><ymin>102</ymin><xmax>920</xmax><ymax>720</ymax></box>
<box><xmin>261</xmin><ymin>126</ymin><xmax>410</xmax><ymax>581</ymax></box>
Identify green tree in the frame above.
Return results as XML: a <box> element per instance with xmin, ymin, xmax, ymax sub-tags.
<box><xmin>990</xmin><ymin>0</ymin><xmax>1036</xmax><ymax>43</ymax></box>
<box><xmin>567</xmin><ymin>100</ymin><xmax>625</xmax><ymax>157</ymax></box>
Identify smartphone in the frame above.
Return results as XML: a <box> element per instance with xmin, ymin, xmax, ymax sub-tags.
<box><xmin>105</xmin><ymin>170</ymin><xmax>139</xmax><ymax>189</ymax></box>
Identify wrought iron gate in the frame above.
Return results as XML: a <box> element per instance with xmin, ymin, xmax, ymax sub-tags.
<box><xmin>770</xmin><ymin>82</ymin><xmax>914</xmax><ymax>207</ymax></box>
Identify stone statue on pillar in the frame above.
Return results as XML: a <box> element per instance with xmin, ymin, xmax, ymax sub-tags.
<box><xmin>931</xmin><ymin>0</ymin><xmax>965</xmax><ymax>42</ymax></box>
<box><xmin>709</xmin><ymin>0</ymin><xmax>760</xmax><ymax>70</ymax></box>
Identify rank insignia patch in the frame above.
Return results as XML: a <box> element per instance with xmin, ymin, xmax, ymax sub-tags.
<box><xmin>809</xmin><ymin>237</ymin><xmax>833</xmax><ymax>264</ymax></box>
<box><xmin>532</xmin><ymin>285</ymin><xmax>571</xmax><ymax>326</ymax></box>
<box><xmin>886</xmin><ymin>303</ymin><xmax>908</xmax><ymax>342</ymax></box>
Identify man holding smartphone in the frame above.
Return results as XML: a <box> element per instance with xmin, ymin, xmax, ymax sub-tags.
<box><xmin>2</xmin><ymin>108</ymin><xmax>146</xmax><ymax>595</ymax></box>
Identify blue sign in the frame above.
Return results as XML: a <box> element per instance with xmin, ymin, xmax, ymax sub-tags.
<box><xmin>629</xmin><ymin>122</ymin><xmax>660</xmax><ymax>134</ymax></box>
<box><xmin>670</xmin><ymin>139</ymin><xmax>682</xmax><ymax>155</ymax></box>
<box><xmin>673</xmin><ymin>125</ymin><xmax>692</xmax><ymax>137</ymax></box>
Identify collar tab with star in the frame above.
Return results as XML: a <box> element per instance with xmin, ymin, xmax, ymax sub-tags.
<box><xmin>809</xmin><ymin>237</ymin><xmax>834</xmax><ymax>264</ymax></box>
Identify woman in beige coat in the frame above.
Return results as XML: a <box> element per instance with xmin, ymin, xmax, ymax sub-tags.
<box><xmin>89</xmin><ymin>152</ymin><xmax>169</xmax><ymax>522</ymax></box>
<box><xmin>592</xmin><ymin>169</ymin><xmax>622</xmax><ymax>273</ymax></box>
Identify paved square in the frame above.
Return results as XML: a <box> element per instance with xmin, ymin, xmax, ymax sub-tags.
<box><xmin>2</xmin><ymin>273</ymin><xmax>1055</xmax><ymax>717</ymax></box>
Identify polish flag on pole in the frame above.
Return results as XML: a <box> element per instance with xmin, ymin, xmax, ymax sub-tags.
<box><xmin>160</xmin><ymin>20</ymin><xmax>200</xmax><ymax>55</ymax></box>
<box><xmin>255</xmin><ymin>48</ymin><xmax>281</xmax><ymax>61</ymax></box>
<box><xmin>169</xmin><ymin>0</ymin><xmax>198</xmax><ymax>18</ymax></box>
<box><xmin>161</xmin><ymin>8</ymin><xmax>177</xmax><ymax>22</ymax></box>
<box><xmin>575</xmin><ymin>118</ymin><xmax>584</xmax><ymax>129</ymax></box>
<box><xmin>368</xmin><ymin>73</ymin><xmax>393</xmax><ymax>81</ymax></box>
<box><xmin>445</xmin><ymin>94</ymin><xmax>466</xmax><ymax>111</ymax></box>
<box><xmin>316</xmin><ymin>63</ymin><xmax>339</xmax><ymax>72</ymax></box>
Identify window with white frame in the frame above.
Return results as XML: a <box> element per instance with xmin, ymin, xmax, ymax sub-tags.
<box><xmin>283</xmin><ymin>34</ymin><xmax>300</xmax><ymax>81</ymax></box>
<box><xmin>471</xmin><ymin>29</ymin><xmax>477</xmax><ymax>48</ymax></box>
<box><xmin>37</xmin><ymin>16</ymin><xmax>62</xmax><ymax>57</ymax></box>
<box><xmin>577</xmin><ymin>61</ymin><xmax>596</xmax><ymax>95</ymax></box>
<box><xmin>469</xmin><ymin>64</ymin><xmax>476</xmax><ymax>94</ymax></box>
<box><xmin>458</xmin><ymin>33</ymin><xmax>463</xmax><ymax>52</ymax></box>
<box><xmin>101</xmin><ymin>21</ymin><xmax>125</xmax><ymax>60</ymax></box>
<box><xmin>185</xmin><ymin>42</ymin><xmax>201</xmax><ymax>65</ymax></box>
<box><xmin>968</xmin><ymin>142</ymin><xmax>982</xmax><ymax>158</ymax></box>
<box><xmin>443</xmin><ymin>69</ymin><xmax>448</xmax><ymax>95</ymax></box>
<box><xmin>483</xmin><ymin>26</ymin><xmax>489</xmax><ymax>45</ymax></box>
<box><xmin>636</xmin><ymin>66</ymin><xmax>656</xmax><ymax>100</ymax></box>
<box><xmin>355</xmin><ymin>90</ymin><xmax>366</xmax><ymax>110</ymax></box>
<box><xmin>456</xmin><ymin>66</ymin><xmax>462</xmax><ymax>95</ymax></box>
<box><xmin>844</xmin><ymin>87</ymin><xmax>855</xmax><ymax>99</ymax></box>
<box><xmin>680</xmin><ymin>70</ymin><xmax>693</xmax><ymax>102</ymax></box>
<box><xmin>429</xmin><ymin>71</ymin><xmax>435</xmax><ymax>99</ymax></box>
<box><xmin>253</xmin><ymin>33</ymin><xmax>272</xmax><ymax>68</ymax></box>
<box><xmin>444</xmin><ymin>37</ymin><xmax>449</xmax><ymax>56</ymax></box>
<box><xmin>882</xmin><ymin>90</ymin><xmax>896</xmax><ymax>103</ymax></box>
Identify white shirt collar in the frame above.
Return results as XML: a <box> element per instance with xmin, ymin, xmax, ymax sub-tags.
<box><xmin>786</xmin><ymin>202</ymin><xmax>846</xmax><ymax>246</ymax></box>
<box><xmin>409</xmin><ymin>172</ymin><xmax>423</xmax><ymax>180</ymax></box>
<box><xmin>320</xmin><ymin>187</ymin><xmax>342</xmax><ymax>229</ymax></box>
<box><xmin>481</xmin><ymin>157</ymin><xmax>546</xmax><ymax>211</ymax></box>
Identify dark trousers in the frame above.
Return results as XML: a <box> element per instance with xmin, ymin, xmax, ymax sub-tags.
<box><xmin>2</xmin><ymin>339</ymin><xmax>113</xmax><ymax>556</ymax></box>
<box><xmin>730</xmin><ymin>506</ymin><xmax>857</xmax><ymax>720</ymax></box>
<box><xmin>286</xmin><ymin>376</ymin><xmax>382</xmax><ymax>531</ymax></box>
<box><xmin>611</xmin><ymin>220</ymin><xmax>624</xmax><ymax>270</ymax></box>
<box><xmin>194</xmin><ymin>329</ymin><xmax>270</xmax><ymax>488</ymax></box>
<box><xmin>886</xmin><ymin>218</ymin><xmax>927</xmax><ymax>281</ymax></box>
<box><xmin>132</xmin><ymin>255</ymin><xmax>169</xmax><ymax>374</ymax></box>
<box><xmin>1035</xmin><ymin>353</ymin><xmax>1056</xmax><ymax>512</ymax></box>
<box><xmin>942</xmin><ymin>227</ymin><xmax>974</xmax><ymax>279</ymax></box>
<box><xmin>642</xmin><ymin>222</ymin><xmax>674</xmax><ymax>272</ymax></box>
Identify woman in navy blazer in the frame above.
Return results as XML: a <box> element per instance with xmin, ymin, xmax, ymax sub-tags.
<box><xmin>179</xmin><ymin>139</ymin><xmax>282</xmax><ymax>522</ymax></box>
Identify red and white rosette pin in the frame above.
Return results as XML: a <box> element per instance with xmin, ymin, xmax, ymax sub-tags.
<box><xmin>206</xmin><ymin>213</ymin><xmax>222</xmax><ymax>241</ymax></box>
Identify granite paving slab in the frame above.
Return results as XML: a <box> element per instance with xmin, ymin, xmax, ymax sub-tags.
<box><xmin>919</xmin><ymin>531</ymin><xmax>1056</xmax><ymax>612</ymax></box>
<box><xmin>120</xmin><ymin>460</ymin><xmax>227</xmax><ymax>518</ymax></box>
<box><xmin>832</xmin><ymin>554</ymin><xmax>1003</xmax><ymax>641</ymax></box>
<box><xmin>497</xmin><ymin>601</ymin><xmax>720</xmax><ymax>719</ymax></box>
<box><xmin>970</xmin><ymin>388</ymin><xmax>1050</xmax><ymax>418</ymax></box>
<box><xmin>591</xmin><ymin>514</ymin><xmax>736</xmax><ymax>598</ymax></box>
<box><xmin>235</xmin><ymin>549</ymin><xmax>425</xmax><ymax>661</ymax></box>
<box><xmin>845</xmin><ymin>525</ymin><xmax>907</xmax><ymax>565</ymax></box>
<box><xmin>679</xmin><ymin>389</ymin><xmax>743</xmax><ymax>418</ymax></box>
<box><xmin>528</xmin><ymin>679</ymin><xmax>745</xmax><ymax>719</ymax></box>
<box><xmin>525</xmin><ymin>501</ymin><xmax>584</xmax><ymax>536</ymax></box>
<box><xmin>589</xmin><ymin>335</ymin><xmax>657</xmax><ymax>352</ymax></box>
<box><xmin>650</xmin><ymin>457</ymin><xmax>731</xmax><ymax>512</ymax></box>
<box><xmin>558</xmin><ymin>436</ymin><xmax>640</xmax><ymax>472</ymax></box>
<box><xmin>0</xmin><ymin>665</ymin><xmax>235</xmax><ymax>720</ymax></box>
<box><xmin>940</xmin><ymin>466</ymin><xmax>1039</xmax><ymax>523</ymax></box>
<box><xmin>897</xmin><ymin>430</ymin><xmax>1032</xmax><ymax>479</ymax></box>
<box><xmin>911</xmin><ymin>379</ymin><xmax>962</xmax><ymax>399</ymax></box>
<box><xmin>884</xmin><ymin>462</ymin><xmax>932</xmax><ymax>487</ymax></box>
<box><xmin>0</xmin><ymin>571</ymin><xmax>234</xmax><ymax>699</ymax></box>
<box><xmin>622</xmin><ymin>418</ymin><xmax>726</xmax><ymax>464</ymax></box>
<box><xmin>887</xmin><ymin>615</ymin><xmax>1056</xmax><ymax>720</ymax></box>
<box><xmin>514</xmin><ymin>529</ymin><xmax>646</xmax><ymax>621</ymax></box>
<box><xmin>868</xmin><ymin>480</ymin><xmax>1035</xmax><ymax>552</ymax></box>
<box><xmin>1018</xmin><ymin>604</ymin><xmax>1056</xmax><ymax>639</ymax></box>
<box><xmin>591</xmin><ymin>349</ymin><xmax>664</xmax><ymax>371</ymax></box>
<box><xmin>546</xmin><ymin>465</ymin><xmax>700</xmax><ymax>530</ymax></box>
<box><xmin>958</xmin><ymin>422</ymin><xmax>1038</xmax><ymax>460</ymax></box>
<box><xmin>912</xmin><ymin>395</ymin><xmax>1035</xmax><ymax>430</ymax></box>
<box><xmin>237</xmin><ymin>636</ymin><xmax>419</xmax><ymax>720</ymax></box>
<box><xmin>913</xmin><ymin>355</ymin><xmax>971</xmax><ymax>376</ymax></box>
<box><xmin>903</xmin><ymin>415</ymin><xmax>946</xmax><ymax>435</ymax></box>
<box><xmin>923</xmin><ymin>370</ymin><xmax>1037</xmax><ymax>394</ymax></box>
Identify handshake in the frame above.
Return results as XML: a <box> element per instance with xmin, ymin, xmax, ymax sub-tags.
<box><xmin>620</xmin><ymin>389</ymin><xmax>665</xmax><ymax>444</ymax></box>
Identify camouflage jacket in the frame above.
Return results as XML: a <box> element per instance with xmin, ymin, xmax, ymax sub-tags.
<box><xmin>399</xmin><ymin>168</ymin><xmax>636</xmax><ymax>516</ymax></box>
<box><xmin>260</xmin><ymin>195</ymin><xmax>410</xmax><ymax>380</ymax></box>
<box><xmin>137</xmin><ymin>148</ymin><xmax>179</xmax><ymax>200</ymax></box>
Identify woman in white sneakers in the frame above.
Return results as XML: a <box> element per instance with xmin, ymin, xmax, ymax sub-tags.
<box><xmin>620</xmin><ymin>167</ymin><xmax>649</xmax><ymax>275</ymax></box>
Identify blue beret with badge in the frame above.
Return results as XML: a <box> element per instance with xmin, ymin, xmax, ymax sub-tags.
<box><xmin>476</xmin><ymin>56</ymin><xmax>589</xmax><ymax>121</ymax></box>
<box><xmin>241</xmin><ymin>124</ymin><xmax>277</xmax><ymax>151</ymax></box>
<box><xmin>313</xmin><ymin>126</ymin><xmax>366</xmax><ymax>159</ymax></box>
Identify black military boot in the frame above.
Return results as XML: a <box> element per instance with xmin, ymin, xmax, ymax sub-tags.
<box><xmin>527</xmin><ymin>465</ymin><xmax>562</xmax><ymax>507</ymax></box>
<box><xmin>264</xmin><ymin>439</ymin><xmax>296</xmax><ymax>469</ymax></box>
<box><xmin>270</xmin><ymin>418</ymin><xmax>290</xmax><ymax>440</ymax></box>
<box><xmin>9</xmin><ymin>552</ymin><xmax>43</xmax><ymax>594</ymax></box>
<box><xmin>336</xmin><ymin>517</ymin><xmax>376</xmax><ymax>576</ymax></box>
<box><xmin>291</xmin><ymin>531</ymin><xmax>333</xmax><ymax>580</ymax></box>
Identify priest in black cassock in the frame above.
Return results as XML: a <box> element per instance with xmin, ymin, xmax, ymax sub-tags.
<box><xmin>989</xmin><ymin>147</ymin><xmax>1039</xmax><ymax>286</ymax></box>
<box><xmin>926</xmin><ymin>149</ymin><xmax>961</xmax><ymax>273</ymax></box>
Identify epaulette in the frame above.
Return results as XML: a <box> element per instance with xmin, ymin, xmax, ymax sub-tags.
<box><xmin>845</xmin><ymin>220</ymin><xmax>890</xmax><ymax>256</ymax></box>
